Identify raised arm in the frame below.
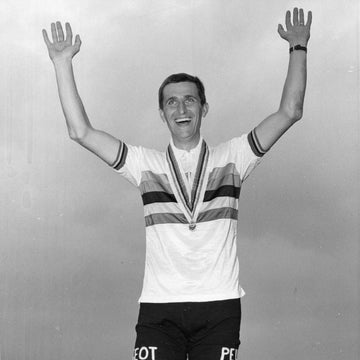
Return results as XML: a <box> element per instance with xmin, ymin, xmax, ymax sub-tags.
<box><xmin>42</xmin><ymin>22</ymin><xmax>120</xmax><ymax>165</ymax></box>
<box><xmin>254</xmin><ymin>8</ymin><xmax>312</xmax><ymax>152</ymax></box>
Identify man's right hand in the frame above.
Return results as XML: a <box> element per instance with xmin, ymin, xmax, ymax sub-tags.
<box><xmin>43</xmin><ymin>21</ymin><xmax>121</xmax><ymax>167</ymax></box>
<box><xmin>42</xmin><ymin>22</ymin><xmax>81</xmax><ymax>63</ymax></box>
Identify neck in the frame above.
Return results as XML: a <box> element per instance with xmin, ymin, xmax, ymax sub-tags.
<box><xmin>172</xmin><ymin>134</ymin><xmax>201</xmax><ymax>151</ymax></box>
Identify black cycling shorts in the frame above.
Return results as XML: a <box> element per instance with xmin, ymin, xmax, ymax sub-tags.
<box><xmin>133</xmin><ymin>298</ymin><xmax>241</xmax><ymax>360</ymax></box>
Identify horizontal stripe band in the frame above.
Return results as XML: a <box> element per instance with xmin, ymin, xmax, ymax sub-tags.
<box><xmin>144</xmin><ymin>207</ymin><xmax>238</xmax><ymax>227</ymax></box>
<box><xmin>200</xmin><ymin>195</ymin><xmax>238</xmax><ymax>213</ymax></box>
<box><xmin>207</xmin><ymin>165</ymin><xmax>241</xmax><ymax>191</ymax></box>
<box><xmin>144</xmin><ymin>201</ymin><xmax>181</xmax><ymax>217</ymax></box>
<box><xmin>145</xmin><ymin>212</ymin><xmax>187</xmax><ymax>226</ymax></box>
<box><xmin>139</xmin><ymin>171</ymin><xmax>173</xmax><ymax>194</ymax></box>
<box><xmin>203</xmin><ymin>185</ymin><xmax>240</xmax><ymax>202</ymax></box>
<box><xmin>142</xmin><ymin>185</ymin><xmax>240</xmax><ymax>206</ymax></box>
<box><xmin>142</xmin><ymin>191</ymin><xmax>177</xmax><ymax>205</ymax></box>
<box><xmin>144</xmin><ymin>195</ymin><xmax>238</xmax><ymax>216</ymax></box>
<box><xmin>197</xmin><ymin>207</ymin><xmax>238</xmax><ymax>222</ymax></box>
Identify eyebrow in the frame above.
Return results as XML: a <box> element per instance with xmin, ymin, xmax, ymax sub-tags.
<box><xmin>165</xmin><ymin>95</ymin><xmax>198</xmax><ymax>102</ymax></box>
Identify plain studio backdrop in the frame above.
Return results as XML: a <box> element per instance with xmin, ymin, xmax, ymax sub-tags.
<box><xmin>0</xmin><ymin>0</ymin><xmax>359</xmax><ymax>359</ymax></box>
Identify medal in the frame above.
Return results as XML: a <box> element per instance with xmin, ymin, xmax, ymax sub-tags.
<box><xmin>189</xmin><ymin>222</ymin><xmax>196</xmax><ymax>231</ymax></box>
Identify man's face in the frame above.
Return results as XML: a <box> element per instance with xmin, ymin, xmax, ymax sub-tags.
<box><xmin>159</xmin><ymin>81</ymin><xmax>208</xmax><ymax>147</ymax></box>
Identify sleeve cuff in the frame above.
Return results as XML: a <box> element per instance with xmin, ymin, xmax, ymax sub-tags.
<box><xmin>247</xmin><ymin>128</ymin><xmax>267</xmax><ymax>157</ymax></box>
<box><xmin>111</xmin><ymin>141</ymin><xmax>128</xmax><ymax>170</ymax></box>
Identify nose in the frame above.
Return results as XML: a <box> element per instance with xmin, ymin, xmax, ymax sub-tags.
<box><xmin>178</xmin><ymin>100</ymin><xmax>186</xmax><ymax>114</ymax></box>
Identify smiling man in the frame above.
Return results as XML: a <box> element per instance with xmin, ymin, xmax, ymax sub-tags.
<box><xmin>159</xmin><ymin>78</ymin><xmax>208</xmax><ymax>150</ymax></box>
<box><xmin>43</xmin><ymin>7</ymin><xmax>312</xmax><ymax>360</ymax></box>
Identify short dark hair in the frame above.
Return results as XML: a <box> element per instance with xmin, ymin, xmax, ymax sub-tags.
<box><xmin>158</xmin><ymin>73</ymin><xmax>206</xmax><ymax>109</ymax></box>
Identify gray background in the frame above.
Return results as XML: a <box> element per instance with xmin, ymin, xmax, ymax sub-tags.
<box><xmin>0</xmin><ymin>0</ymin><xmax>359</xmax><ymax>359</ymax></box>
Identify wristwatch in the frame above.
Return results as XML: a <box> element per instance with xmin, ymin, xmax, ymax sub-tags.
<box><xmin>289</xmin><ymin>44</ymin><xmax>307</xmax><ymax>53</ymax></box>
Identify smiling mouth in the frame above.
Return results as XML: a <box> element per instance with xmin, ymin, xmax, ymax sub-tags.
<box><xmin>175</xmin><ymin>117</ymin><xmax>191</xmax><ymax>124</ymax></box>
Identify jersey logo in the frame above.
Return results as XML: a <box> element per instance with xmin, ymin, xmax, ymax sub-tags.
<box><xmin>220</xmin><ymin>346</ymin><xmax>238</xmax><ymax>360</ymax></box>
<box><xmin>133</xmin><ymin>346</ymin><xmax>158</xmax><ymax>360</ymax></box>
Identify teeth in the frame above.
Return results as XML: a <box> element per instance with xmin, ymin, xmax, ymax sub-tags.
<box><xmin>175</xmin><ymin>118</ymin><xmax>191</xmax><ymax>123</ymax></box>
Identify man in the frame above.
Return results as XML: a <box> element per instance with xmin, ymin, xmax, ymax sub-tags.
<box><xmin>43</xmin><ymin>7</ymin><xmax>312</xmax><ymax>360</ymax></box>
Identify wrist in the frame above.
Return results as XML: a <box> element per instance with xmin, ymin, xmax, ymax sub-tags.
<box><xmin>289</xmin><ymin>39</ymin><xmax>308</xmax><ymax>47</ymax></box>
<box><xmin>289</xmin><ymin>44</ymin><xmax>307</xmax><ymax>54</ymax></box>
<box><xmin>52</xmin><ymin>57</ymin><xmax>73</xmax><ymax>68</ymax></box>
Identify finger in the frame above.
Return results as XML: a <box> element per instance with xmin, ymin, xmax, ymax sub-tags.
<box><xmin>65</xmin><ymin>22</ymin><xmax>73</xmax><ymax>43</ymax></box>
<box><xmin>51</xmin><ymin>22</ymin><xmax>58</xmax><ymax>43</ymax></box>
<box><xmin>277</xmin><ymin>24</ymin><xmax>286</xmax><ymax>38</ymax></box>
<box><xmin>285</xmin><ymin>10</ymin><xmax>292</xmax><ymax>30</ymax></box>
<box><xmin>299</xmin><ymin>8</ymin><xmax>305</xmax><ymax>25</ymax></box>
<box><xmin>293</xmin><ymin>7</ymin><xmax>299</xmax><ymax>26</ymax></box>
<box><xmin>56</xmin><ymin>21</ymin><xmax>64</xmax><ymax>42</ymax></box>
<box><xmin>306</xmin><ymin>11</ymin><xmax>313</xmax><ymax>28</ymax></box>
<box><xmin>74</xmin><ymin>34</ymin><xmax>82</xmax><ymax>50</ymax></box>
<box><xmin>42</xmin><ymin>29</ymin><xmax>52</xmax><ymax>47</ymax></box>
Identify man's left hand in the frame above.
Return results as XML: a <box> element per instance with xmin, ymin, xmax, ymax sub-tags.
<box><xmin>278</xmin><ymin>8</ymin><xmax>312</xmax><ymax>47</ymax></box>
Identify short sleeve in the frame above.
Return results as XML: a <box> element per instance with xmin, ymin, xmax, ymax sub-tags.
<box><xmin>230</xmin><ymin>128</ymin><xmax>267</xmax><ymax>181</ymax></box>
<box><xmin>110</xmin><ymin>141</ymin><xmax>143</xmax><ymax>187</ymax></box>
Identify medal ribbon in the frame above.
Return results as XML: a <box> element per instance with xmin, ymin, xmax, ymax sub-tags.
<box><xmin>166</xmin><ymin>140</ymin><xmax>209</xmax><ymax>224</ymax></box>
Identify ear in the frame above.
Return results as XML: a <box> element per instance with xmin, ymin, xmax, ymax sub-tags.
<box><xmin>159</xmin><ymin>109</ymin><xmax>166</xmax><ymax>123</ymax></box>
<box><xmin>202</xmin><ymin>103</ymin><xmax>209</xmax><ymax>118</ymax></box>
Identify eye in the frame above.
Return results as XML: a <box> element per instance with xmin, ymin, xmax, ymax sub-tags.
<box><xmin>166</xmin><ymin>99</ymin><xmax>177</xmax><ymax>107</ymax></box>
<box><xmin>185</xmin><ymin>97</ymin><xmax>196</xmax><ymax>104</ymax></box>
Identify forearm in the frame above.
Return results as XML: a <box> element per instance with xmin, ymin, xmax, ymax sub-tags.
<box><xmin>251</xmin><ymin>8</ymin><xmax>311</xmax><ymax>152</ymax></box>
<box><xmin>254</xmin><ymin>50</ymin><xmax>308</xmax><ymax>151</ymax></box>
<box><xmin>43</xmin><ymin>22</ymin><xmax>122</xmax><ymax>165</ymax></box>
<box><xmin>278</xmin><ymin>49</ymin><xmax>307</xmax><ymax>122</ymax></box>
<box><xmin>53</xmin><ymin>58</ymin><xmax>92</xmax><ymax>140</ymax></box>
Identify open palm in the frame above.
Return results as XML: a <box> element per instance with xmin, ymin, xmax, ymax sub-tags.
<box><xmin>278</xmin><ymin>8</ymin><xmax>312</xmax><ymax>46</ymax></box>
<box><xmin>43</xmin><ymin>22</ymin><xmax>81</xmax><ymax>62</ymax></box>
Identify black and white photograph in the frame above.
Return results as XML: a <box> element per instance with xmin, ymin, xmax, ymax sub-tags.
<box><xmin>0</xmin><ymin>0</ymin><xmax>358</xmax><ymax>359</ymax></box>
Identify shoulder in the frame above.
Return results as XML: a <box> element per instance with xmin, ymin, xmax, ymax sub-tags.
<box><xmin>209</xmin><ymin>134</ymin><xmax>248</xmax><ymax>158</ymax></box>
<box><xmin>126</xmin><ymin>143</ymin><xmax>167</xmax><ymax>170</ymax></box>
<box><xmin>126</xmin><ymin>143</ymin><xmax>165</xmax><ymax>159</ymax></box>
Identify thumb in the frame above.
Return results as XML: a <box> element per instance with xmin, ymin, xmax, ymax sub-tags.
<box><xmin>277</xmin><ymin>24</ymin><xmax>286</xmax><ymax>38</ymax></box>
<box><xmin>74</xmin><ymin>34</ymin><xmax>82</xmax><ymax>49</ymax></box>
